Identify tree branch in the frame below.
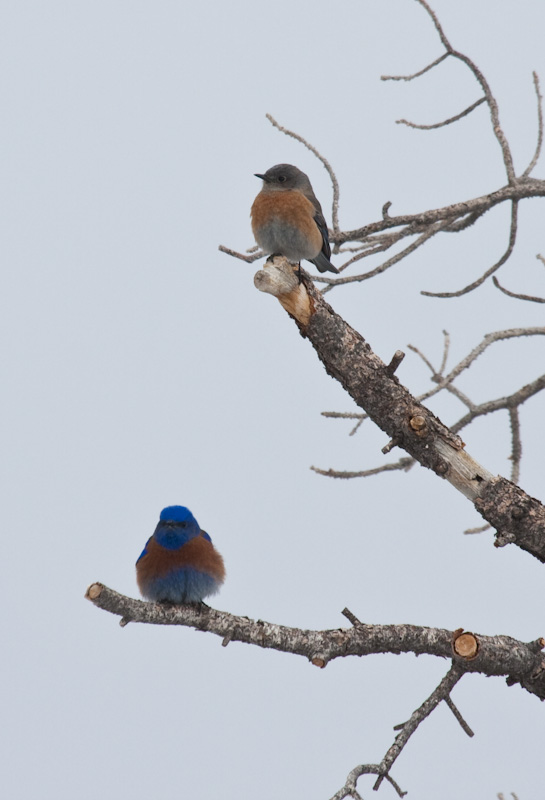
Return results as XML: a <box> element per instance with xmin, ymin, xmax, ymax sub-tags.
<box><xmin>222</xmin><ymin>2</ymin><xmax>545</xmax><ymax>299</ymax></box>
<box><xmin>411</xmin><ymin>0</ymin><xmax>516</xmax><ymax>182</ymax></box>
<box><xmin>265</xmin><ymin>113</ymin><xmax>341</xmax><ymax>236</ymax></box>
<box><xmin>254</xmin><ymin>258</ymin><xmax>545</xmax><ymax>561</ymax></box>
<box><xmin>85</xmin><ymin>583</ymin><xmax>545</xmax><ymax>700</ymax></box>
<box><xmin>396</xmin><ymin>96</ymin><xmax>486</xmax><ymax>130</ymax></box>
<box><xmin>421</xmin><ymin>200</ymin><xmax>519</xmax><ymax>297</ymax></box>
<box><xmin>493</xmin><ymin>275</ymin><xmax>545</xmax><ymax>303</ymax></box>
<box><xmin>522</xmin><ymin>72</ymin><xmax>544</xmax><ymax>178</ymax></box>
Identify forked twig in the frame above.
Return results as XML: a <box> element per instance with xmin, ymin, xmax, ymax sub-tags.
<box><xmin>330</xmin><ymin>665</ymin><xmax>465</xmax><ymax>799</ymax></box>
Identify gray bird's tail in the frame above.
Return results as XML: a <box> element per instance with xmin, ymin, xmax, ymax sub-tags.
<box><xmin>312</xmin><ymin>252</ymin><xmax>339</xmax><ymax>274</ymax></box>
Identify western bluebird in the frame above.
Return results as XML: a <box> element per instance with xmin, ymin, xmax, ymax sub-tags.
<box><xmin>251</xmin><ymin>163</ymin><xmax>339</xmax><ymax>274</ymax></box>
<box><xmin>136</xmin><ymin>505</ymin><xmax>225</xmax><ymax>604</ymax></box>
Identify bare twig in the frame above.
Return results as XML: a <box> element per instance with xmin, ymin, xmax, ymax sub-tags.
<box><xmin>320</xmin><ymin>411</ymin><xmax>365</xmax><ymax>420</ymax></box>
<box><xmin>422</xmin><ymin>201</ymin><xmax>519</xmax><ymax>297</ymax></box>
<box><xmin>265</xmin><ymin>113</ymin><xmax>341</xmax><ymax>235</ymax></box>
<box><xmin>310</xmin><ymin>458</ymin><xmax>415</xmax><ymax>479</ymax></box>
<box><xmin>319</xmin><ymin>220</ymin><xmax>448</xmax><ymax>294</ymax></box>
<box><xmin>522</xmin><ymin>72</ymin><xmax>544</xmax><ymax>178</ymax></box>
<box><xmin>217</xmin><ymin>244</ymin><xmax>262</xmax><ymax>263</ymax></box>
<box><xmin>464</xmin><ymin>523</ymin><xmax>491</xmax><ymax>535</ymax></box>
<box><xmin>321</xmin><ymin>410</ymin><xmax>367</xmax><ymax>436</ymax></box>
<box><xmin>493</xmin><ymin>275</ymin><xmax>545</xmax><ymax>303</ymax></box>
<box><xmin>444</xmin><ymin>695</ymin><xmax>475</xmax><ymax>737</ymax></box>
<box><xmin>381</xmin><ymin>52</ymin><xmax>449</xmax><ymax>82</ymax></box>
<box><xmin>374</xmin><ymin>665</ymin><xmax>465</xmax><ymax>790</ymax></box>
<box><xmin>407</xmin><ymin>342</ymin><xmax>437</xmax><ymax>375</ymax></box>
<box><xmin>450</xmin><ymin>373</ymin><xmax>545</xmax><ymax>435</ymax></box>
<box><xmin>396</xmin><ymin>96</ymin><xmax>486</xmax><ymax>130</ymax></box>
<box><xmin>508</xmin><ymin>407</ymin><xmax>522</xmax><ymax>486</ymax></box>
<box><xmin>412</xmin><ymin>0</ymin><xmax>516</xmax><ymax>182</ymax></box>
<box><xmin>332</xmin><ymin>666</ymin><xmax>467</xmax><ymax>799</ymax></box>
<box><xmin>416</xmin><ymin>327</ymin><xmax>545</xmax><ymax>405</ymax></box>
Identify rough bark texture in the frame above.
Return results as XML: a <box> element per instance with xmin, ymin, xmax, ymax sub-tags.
<box><xmin>300</xmin><ymin>274</ymin><xmax>464</xmax><ymax>472</ymax></box>
<box><xmin>86</xmin><ymin>583</ymin><xmax>545</xmax><ymax>700</ymax></box>
<box><xmin>475</xmin><ymin>476</ymin><xmax>545</xmax><ymax>560</ymax></box>
<box><xmin>254</xmin><ymin>262</ymin><xmax>545</xmax><ymax>561</ymax></box>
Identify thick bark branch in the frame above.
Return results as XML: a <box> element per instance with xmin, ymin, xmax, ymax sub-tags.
<box><xmin>254</xmin><ymin>258</ymin><xmax>545</xmax><ymax>562</ymax></box>
<box><xmin>86</xmin><ymin>583</ymin><xmax>545</xmax><ymax>700</ymax></box>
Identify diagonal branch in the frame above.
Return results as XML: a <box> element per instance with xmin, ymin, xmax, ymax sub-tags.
<box><xmin>412</xmin><ymin>0</ymin><xmax>516</xmax><ymax>183</ymax></box>
<box><xmin>373</xmin><ymin>664</ymin><xmax>464</xmax><ymax>792</ymax></box>
<box><xmin>396</xmin><ymin>96</ymin><xmax>486</xmax><ymax>130</ymax></box>
<box><xmin>421</xmin><ymin>200</ymin><xmax>519</xmax><ymax>297</ymax></box>
<box><xmin>444</xmin><ymin>695</ymin><xmax>475</xmax><ymax>737</ymax></box>
<box><xmin>265</xmin><ymin>113</ymin><xmax>341</xmax><ymax>236</ymax></box>
<box><xmin>416</xmin><ymin>326</ymin><xmax>545</xmax><ymax>404</ymax></box>
<box><xmin>450</xmin><ymin>374</ymin><xmax>545</xmax><ymax>435</ymax></box>
<box><xmin>254</xmin><ymin>259</ymin><xmax>545</xmax><ymax>561</ymax></box>
<box><xmin>493</xmin><ymin>275</ymin><xmax>545</xmax><ymax>303</ymax></box>
<box><xmin>319</xmin><ymin>220</ymin><xmax>448</xmax><ymax>292</ymax></box>
<box><xmin>381</xmin><ymin>51</ymin><xmax>449</xmax><ymax>81</ymax></box>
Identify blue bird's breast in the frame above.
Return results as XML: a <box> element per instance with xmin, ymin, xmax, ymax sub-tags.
<box><xmin>136</xmin><ymin>532</ymin><xmax>225</xmax><ymax>603</ymax></box>
<box><xmin>139</xmin><ymin>567</ymin><xmax>222</xmax><ymax>604</ymax></box>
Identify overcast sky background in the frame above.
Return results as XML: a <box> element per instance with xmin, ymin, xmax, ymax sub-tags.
<box><xmin>2</xmin><ymin>1</ymin><xmax>545</xmax><ymax>798</ymax></box>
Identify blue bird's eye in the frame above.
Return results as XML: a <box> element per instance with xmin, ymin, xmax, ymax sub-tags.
<box><xmin>277</xmin><ymin>175</ymin><xmax>286</xmax><ymax>183</ymax></box>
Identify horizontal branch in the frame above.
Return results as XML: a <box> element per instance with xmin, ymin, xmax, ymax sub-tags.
<box><xmin>254</xmin><ymin>258</ymin><xmax>545</xmax><ymax>562</ymax></box>
<box><xmin>86</xmin><ymin>583</ymin><xmax>545</xmax><ymax>699</ymax></box>
<box><xmin>310</xmin><ymin>457</ymin><xmax>415</xmax><ymax>480</ymax></box>
<box><xmin>333</xmin><ymin>180</ymin><xmax>544</xmax><ymax>245</ymax></box>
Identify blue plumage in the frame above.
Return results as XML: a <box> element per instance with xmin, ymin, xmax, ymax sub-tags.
<box><xmin>136</xmin><ymin>505</ymin><xmax>226</xmax><ymax>604</ymax></box>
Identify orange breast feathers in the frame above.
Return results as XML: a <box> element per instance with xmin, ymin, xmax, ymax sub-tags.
<box><xmin>136</xmin><ymin>533</ymin><xmax>226</xmax><ymax>586</ymax></box>
<box><xmin>251</xmin><ymin>190</ymin><xmax>323</xmax><ymax>261</ymax></box>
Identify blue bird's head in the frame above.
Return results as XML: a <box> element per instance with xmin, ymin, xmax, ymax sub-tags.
<box><xmin>154</xmin><ymin>505</ymin><xmax>201</xmax><ymax>550</ymax></box>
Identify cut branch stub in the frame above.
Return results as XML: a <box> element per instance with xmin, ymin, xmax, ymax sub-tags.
<box><xmin>452</xmin><ymin>629</ymin><xmax>479</xmax><ymax>660</ymax></box>
<box><xmin>254</xmin><ymin>259</ymin><xmax>313</xmax><ymax>325</ymax></box>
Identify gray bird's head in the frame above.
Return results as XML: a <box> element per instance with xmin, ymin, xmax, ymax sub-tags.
<box><xmin>254</xmin><ymin>163</ymin><xmax>313</xmax><ymax>193</ymax></box>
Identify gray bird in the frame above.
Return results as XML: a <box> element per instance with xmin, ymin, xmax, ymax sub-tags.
<box><xmin>251</xmin><ymin>163</ymin><xmax>338</xmax><ymax>274</ymax></box>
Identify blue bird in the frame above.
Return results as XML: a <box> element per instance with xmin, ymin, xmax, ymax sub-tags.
<box><xmin>136</xmin><ymin>506</ymin><xmax>225</xmax><ymax>603</ymax></box>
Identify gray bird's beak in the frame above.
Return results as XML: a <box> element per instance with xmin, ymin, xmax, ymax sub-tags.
<box><xmin>254</xmin><ymin>173</ymin><xmax>267</xmax><ymax>181</ymax></box>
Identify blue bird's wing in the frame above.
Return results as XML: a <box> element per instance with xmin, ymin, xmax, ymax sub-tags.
<box><xmin>136</xmin><ymin>536</ymin><xmax>153</xmax><ymax>565</ymax></box>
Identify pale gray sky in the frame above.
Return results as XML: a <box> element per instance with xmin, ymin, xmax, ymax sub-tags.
<box><xmin>2</xmin><ymin>1</ymin><xmax>544</xmax><ymax>798</ymax></box>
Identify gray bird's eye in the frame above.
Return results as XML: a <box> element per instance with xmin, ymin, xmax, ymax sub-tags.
<box><xmin>277</xmin><ymin>175</ymin><xmax>286</xmax><ymax>183</ymax></box>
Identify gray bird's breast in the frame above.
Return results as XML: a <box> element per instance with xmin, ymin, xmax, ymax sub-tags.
<box><xmin>257</xmin><ymin>219</ymin><xmax>319</xmax><ymax>261</ymax></box>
